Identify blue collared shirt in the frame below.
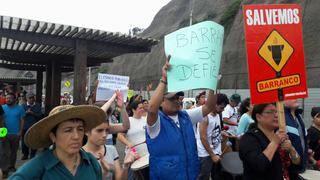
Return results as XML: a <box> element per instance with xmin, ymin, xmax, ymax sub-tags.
<box><xmin>9</xmin><ymin>149</ymin><xmax>102</xmax><ymax>180</ymax></box>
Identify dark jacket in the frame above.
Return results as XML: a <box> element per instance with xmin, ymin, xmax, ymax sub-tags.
<box><xmin>239</xmin><ymin>128</ymin><xmax>284</xmax><ymax>180</ymax></box>
<box><xmin>285</xmin><ymin>107</ymin><xmax>308</xmax><ymax>174</ymax></box>
<box><xmin>23</xmin><ymin>103</ymin><xmax>42</xmax><ymax>130</ymax></box>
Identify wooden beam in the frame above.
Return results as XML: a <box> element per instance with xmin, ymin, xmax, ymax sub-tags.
<box><xmin>0</xmin><ymin>28</ymin><xmax>74</xmax><ymax>48</ymax></box>
<box><xmin>0</xmin><ymin>49</ymin><xmax>113</xmax><ymax>65</ymax></box>
<box><xmin>45</xmin><ymin>63</ymin><xmax>52</xmax><ymax>115</ymax></box>
<box><xmin>0</xmin><ymin>63</ymin><xmax>46</xmax><ymax>71</ymax></box>
<box><xmin>0</xmin><ymin>28</ymin><xmax>152</xmax><ymax>54</ymax></box>
<box><xmin>51</xmin><ymin>60</ymin><xmax>61</xmax><ymax>108</ymax></box>
<box><xmin>73</xmin><ymin>40</ymin><xmax>87</xmax><ymax>105</ymax></box>
<box><xmin>36</xmin><ymin>71</ymin><xmax>43</xmax><ymax>105</ymax></box>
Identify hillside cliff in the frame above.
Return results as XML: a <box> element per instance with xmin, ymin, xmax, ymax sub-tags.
<box><xmin>106</xmin><ymin>0</ymin><xmax>319</xmax><ymax>89</ymax></box>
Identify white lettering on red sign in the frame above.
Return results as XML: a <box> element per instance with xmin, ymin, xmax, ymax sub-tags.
<box><xmin>245</xmin><ymin>8</ymin><xmax>300</xmax><ymax>26</ymax></box>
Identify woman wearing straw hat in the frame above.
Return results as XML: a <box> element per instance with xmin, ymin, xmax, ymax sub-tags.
<box><xmin>10</xmin><ymin>105</ymin><xmax>105</xmax><ymax>179</ymax></box>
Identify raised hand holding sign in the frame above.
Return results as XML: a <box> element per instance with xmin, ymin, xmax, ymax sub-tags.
<box><xmin>164</xmin><ymin>21</ymin><xmax>224</xmax><ymax>92</ymax></box>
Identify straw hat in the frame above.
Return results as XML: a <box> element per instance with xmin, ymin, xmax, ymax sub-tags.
<box><xmin>24</xmin><ymin>105</ymin><xmax>106</xmax><ymax>149</ymax></box>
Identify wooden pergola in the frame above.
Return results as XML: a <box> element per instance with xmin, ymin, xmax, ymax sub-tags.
<box><xmin>0</xmin><ymin>15</ymin><xmax>158</xmax><ymax>113</ymax></box>
<box><xmin>0</xmin><ymin>76</ymin><xmax>36</xmax><ymax>86</ymax></box>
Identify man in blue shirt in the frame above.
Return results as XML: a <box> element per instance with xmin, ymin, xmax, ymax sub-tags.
<box><xmin>21</xmin><ymin>92</ymin><xmax>42</xmax><ymax>160</ymax></box>
<box><xmin>1</xmin><ymin>92</ymin><xmax>25</xmax><ymax>178</ymax></box>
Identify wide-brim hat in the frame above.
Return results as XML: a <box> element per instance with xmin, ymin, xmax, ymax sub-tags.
<box><xmin>25</xmin><ymin>105</ymin><xmax>106</xmax><ymax>149</ymax></box>
<box><xmin>164</xmin><ymin>91</ymin><xmax>184</xmax><ymax>99</ymax></box>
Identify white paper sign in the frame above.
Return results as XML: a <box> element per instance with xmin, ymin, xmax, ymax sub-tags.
<box><xmin>96</xmin><ymin>73</ymin><xmax>129</xmax><ymax>101</ymax></box>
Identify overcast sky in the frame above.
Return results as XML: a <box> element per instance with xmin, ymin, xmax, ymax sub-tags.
<box><xmin>0</xmin><ymin>0</ymin><xmax>171</xmax><ymax>34</ymax></box>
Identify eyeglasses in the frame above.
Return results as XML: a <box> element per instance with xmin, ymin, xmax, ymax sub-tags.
<box><xmin>262</xmin><ymin>110</ymin><xmax>278</xmax><ymax>115</ymax></box>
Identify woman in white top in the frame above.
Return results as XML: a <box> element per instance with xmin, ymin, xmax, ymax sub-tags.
<box><xmin>118</xmin><ymin>100</ymin><xmax>149</xmax><ymax>179</ymax></box>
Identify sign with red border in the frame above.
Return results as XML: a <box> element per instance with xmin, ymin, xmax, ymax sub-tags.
<box><xmin>243</xmin><ymin>4</ymin><xmax>308</xmax><ymax>104</ymax></box>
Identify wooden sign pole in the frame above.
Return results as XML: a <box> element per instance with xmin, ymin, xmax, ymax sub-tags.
<box><xmin>276</xmin><ymin>101</ymin><xmax>286</xmax><ymax>132</ymax></box>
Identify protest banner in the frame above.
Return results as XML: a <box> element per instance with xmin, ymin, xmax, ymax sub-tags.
<box><xmin>96</xmin><ymin>73</ymin><xmax>129</xmax><ymax>101</ymax></box>
<box><xmin>164</xmin><ymin>21</ymin><xmax>224</xmax><ymax>92</ymax></box>
<box><xmin>243</xmin><ymin>4</ymin><xmax>308</xmax><ymax>131</ymax></box>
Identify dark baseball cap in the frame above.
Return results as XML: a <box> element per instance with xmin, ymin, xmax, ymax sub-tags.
<box><xmin>164</xmin><ymin>91</ymin><xmax>184</xmax><ymax>99</ymax></box>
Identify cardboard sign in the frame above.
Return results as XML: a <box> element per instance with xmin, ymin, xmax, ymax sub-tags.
<box><xmin>243</xmin><ymin>4</ymin><xmax>308</xmax><ymax>104</ymax></box>
<box><xmin>96</xmin><ymin>73</ymin><xmax>129</xmax><ymax>101</ymax></box>
<box><xmin>127</xmin><ymin>90</ymin><xmax>134</xmax><ymax>101</ymax></box>
<box><xmin>164</xmin><ymin>21</ymin><xmax>224</xmax><ymax>92</ymax></box>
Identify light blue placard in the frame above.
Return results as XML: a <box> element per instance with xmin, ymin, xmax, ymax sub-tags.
<box><xmin>164</xmin><ymin>21</ymin><xmax>224</xmax><ymax>92</ymax></box>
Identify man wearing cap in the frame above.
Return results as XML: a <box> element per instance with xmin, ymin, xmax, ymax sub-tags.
<box><xmin>21</xmin><ymin>92</ymin><xmax>42</xmax><ymax>160</ymax></box>
<box><xmin>146</xmin><ymin>56</ymin><xmax>217</xmax><ymax>179</ymax></box>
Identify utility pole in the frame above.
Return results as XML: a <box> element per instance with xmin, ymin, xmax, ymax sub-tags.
<box><xmin>189</xmin><ymin>0</ymin><xmax>195</xmax><ymax>26</ymax></box>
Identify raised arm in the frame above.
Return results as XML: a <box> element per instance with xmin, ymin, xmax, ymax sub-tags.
<box><xmin>202</xmin><ymin>90</ymin><xmax>216</xmax><ymax>117</ymax></box>
<box><xmin>146</xmin><ymin>83</ymin><xmax>153</xmax><ymax>100</ymax></box>
<box><xmin>109</xmin><ymin>91</ymin><xmax>130</xmax><ymax>133</ymax></box>
<box><xmin>147</xmin><ymin>56</ymin><xmax>170</xmax><ymax>126</ymax></box>
<box><xmin>117</xmin><ymin>91</ymin><xmax>130</xmax><ymax>131</ymax></box>
<box><xmin>100</xmin><ymin>93</ymin><xmax>117</xmax><ymax>112</ymax></box>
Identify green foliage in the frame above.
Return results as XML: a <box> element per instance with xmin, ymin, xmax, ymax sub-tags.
<box><xmin>220</xmin><ymin>0</ymin><xmax>243</xmax><ymax>35</ymax></box>
<box><xmin>97</xmin><ymin>66</ymin><xmax>109</xmax><ymax>74</ymax></box>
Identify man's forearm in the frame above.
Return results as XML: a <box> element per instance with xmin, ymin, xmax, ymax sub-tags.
<box><xmin>202</xmin><ymin>90</ymin><xmax>216</xmax><ymax>116</ymax></box>
<box><xmin>223</xmin><ymin>118</ymin><xmax>238</xmax><ymax>126</ymax></box>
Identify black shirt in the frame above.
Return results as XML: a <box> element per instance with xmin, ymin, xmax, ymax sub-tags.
<box><xmin>307</xmin><ymin>126</ymin><xmax>320</xmax><ymax>160</ymax></box>
<box><xmin>239</xmin><ymin>128</ymin><xmax>284</xmax><ymax>180</ymax></box>
<box><xmin>0</xmin><ymin>105</ymin><xmax>3</xmax><ymax>116</ymax></box>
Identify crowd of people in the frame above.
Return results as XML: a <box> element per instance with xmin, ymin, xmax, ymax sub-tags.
<box><xmin>0</xmin><ymin>56</ymin><xmax>319</xmax><ymax>180</ymax></box>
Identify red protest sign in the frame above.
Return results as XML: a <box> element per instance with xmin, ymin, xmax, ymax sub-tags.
<box><xmin>243</xmin><ymin>4</ymin><xmax>308</xmax><ymax>104</ymax></box>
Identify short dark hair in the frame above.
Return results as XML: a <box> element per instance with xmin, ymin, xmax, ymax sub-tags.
<box><xmin>311</xmin><ymin>107</ymin><xmax>320</xmax><ymax>118</ymax></box>
<box><xmin>239</xmin><ymin>98</ymin><xmax>251</xmax><ymax>116</ymax></box>
<box><xmin>130</xmin><ymin>100</ymin><xmax>142</xmax><ymax>111</ymax></box>
<box><xmin>230</xmin><ymin>93</ymin><xmax>241</xmax><ymax>104</ymax></box>
<box><xmin>216</xmin><ymin>93</ymin><xmax>229</xmax><ymax>106</ymax></box>
<box><xmin>142</xmin><ymin>99</ymin><xmax>148</xmax><ymax>104</ymax></box>
<box><xmin>51</xmin><ymin>119</ymin><xmax>85</xmax><ymax>135</ymax></box>
<box><xmin>252</xmin><ymin>103</ymin><xmax>275</xmax><ymax>123</ymax></box>
<box><xmin>6</xmin><ymin>92</ymin><xmax>16</xmax><ymax>99</ymax></box>
<box><xmin>196</xmin><ymin>91</ymin><xmax>206</xmax><ymax>104</ymax></box>
<box><xmin>106</xmin><ymin>107</ymin><xmax>112</xmax><ymax>115</ymax></box>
